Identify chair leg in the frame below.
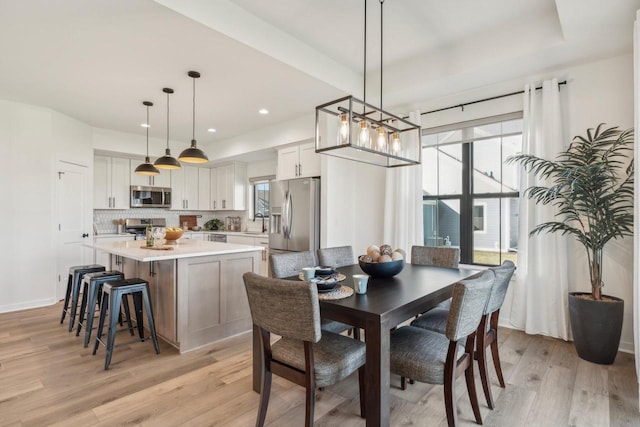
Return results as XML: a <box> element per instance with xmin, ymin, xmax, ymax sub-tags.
<box><xmin>104</xmin><ymin>292</ymin><xmax>122</xmax><ymax>370</ymax></box>
<box><xmin>256</xmin><ymin>364</ymin><xmax>272</xmax><ymax>427</ymax></box>
<box><xmin>464</xmin><ymin>339</ymin><xmax>482</xmax><ymax>425</ymax></box>
<box><xmin>400</xmin><ymin>376</ymin><xmax>407</xmax><ymax>390</ymax></box>
<box><xmin>477</xmin><ymin>316</ymin><xmax>494</xmax><ymax>409</ymax></box>
<box><xmin>305</xmin><ymin>383</ymin><xmax>315</xmax><ymax>427</ymax></box>
<box><xmin>93</xmin><ymin>293</ymin><xmax>108</xmax><ymax>355</ymax></box>
<box><xmin>60</xmin><ymin>274</ymin><xmax>72</xmax><ymax>324</ymax></box>
<box><xmin>141</xmin><ymin>288</ymin><xmax>160</xmax><ymax>354</ymax></box>
<box><xmin>444</xmin><ymin>341</ymin><xmax>458</xmax><ymax>427</ymax></box>
<box><xmin>353</xmin><ymin>328</ymin><xmax>361</xmax><ymax>341</ymax></box>
<box><xmin>490</xmin><ymin>311</ymin><xmax>505</xmax><ymax>388</ymax></box>
<box><xmin>358</xmin><ymin>365</ymin><xmax>366</xmax><ymax>418</ymax></box>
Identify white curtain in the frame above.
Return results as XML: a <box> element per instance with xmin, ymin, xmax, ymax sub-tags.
<box><xmin>509</xmin><ymin>79</ymin><xmax>570</xmax><ymax>340</ymax></box>
<box><xmin>632</xmin><ymin>9</ymin><xmax>640</xmax><ymax>409</ymax></box>
<box><xmin>383</xmin><ymin>111</ymin><xmax>424</xmax><ymax>252</ymax></box>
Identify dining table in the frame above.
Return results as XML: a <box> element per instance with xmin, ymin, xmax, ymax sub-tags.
<box><xmin>251</xmin><ymin>262</ymin><xmax>478</xmax><ymax>427</ymax></box>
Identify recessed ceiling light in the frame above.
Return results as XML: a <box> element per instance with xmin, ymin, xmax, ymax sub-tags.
<box><xmin>207</xmin><ymin>128</ymin><xmax>217</xmax><ymax>133</ymax></box>
<box><xmin>258</xmin><ymin>108</ymin><xmax>269</xmax><ymax>115</ymax></box>
<box><xmin>141</xmin><ymin>123</ymin><xmax>150</xmax><ymax>128</ymax></box>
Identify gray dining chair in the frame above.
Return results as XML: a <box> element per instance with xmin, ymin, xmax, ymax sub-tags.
<box><xmin>390</xmin><ymin>270</ymin><xmax>495</xmax><ymax>427</ymax></box>
<box><xmin>269</xmin><ymin>251</ymin><xmax>353</xmax><ymax>335</ymax></box>
<box><xmin>317</xmin><ymin>246</ymin><xmax>355</xmax><ymax>268</ymax></box>
<box><xmin>411</xmin><ymin>245</ymin><xmax>460</xmax><ymax>268</ymax></box>
<box><xmin>411</xmin><ymin>260</ymin><xmax>516</xmax><ymax>409</ymax></box>
<box><xmin>243</xmin><ymin>272</ymin><xmax>366</xmax><ymax>427</ymax></box>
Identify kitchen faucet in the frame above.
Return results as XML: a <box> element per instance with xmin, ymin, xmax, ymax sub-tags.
<box><xmin>254</xmin><ymin>212</ymin><xmax>267</xmax><ymax>233</ymax></box>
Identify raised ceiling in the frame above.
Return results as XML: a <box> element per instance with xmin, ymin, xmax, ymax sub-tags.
<box><xmin>0</xmin><ymin>0</ymin><xmax>637</xmax><ymax>149</ymax></box>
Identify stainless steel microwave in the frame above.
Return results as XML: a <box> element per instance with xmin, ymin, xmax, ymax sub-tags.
<box><xmin>130</xmin><ymin>186</ymin><xmax>171</xmax><ymax>208</ymax></box>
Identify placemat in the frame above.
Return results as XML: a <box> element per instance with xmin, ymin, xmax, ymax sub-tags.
<box><xmin>318</xmin><ymin>285</ymin><xmax>354</xmax><ymax>301</ymax></box>
<box><xmin>298</xmin><ymin>273</ymin><xmax>346</xmax><ymax>282</ymax></box>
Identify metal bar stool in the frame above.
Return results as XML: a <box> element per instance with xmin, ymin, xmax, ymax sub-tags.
<box><xmin>93</xmin><ymin>278</ymin><xmax>160</xmax><ymax>370</ymax></box>
<box><xmin>75</xmin><ymin>270</ymin><xmax>126</xmax><ymax>347</ymax></box>
<box><xmin>60</xmin><ymin>264</ymin><xmax>105</xmax><ymax>332</ymax></box>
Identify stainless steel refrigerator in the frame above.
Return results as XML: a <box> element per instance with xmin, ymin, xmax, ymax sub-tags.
<box><xmin>269</xmin><ymin>177</ymin><xmax>320</xmax><ymax>253</ymax></box>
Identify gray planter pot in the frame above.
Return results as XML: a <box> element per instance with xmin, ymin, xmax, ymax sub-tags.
<box><xmin>568</xmin><ymin>292</ymin><xmax>624</xmax><ymax>365</ymax></box>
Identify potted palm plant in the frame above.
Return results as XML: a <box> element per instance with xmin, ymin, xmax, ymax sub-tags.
<box><xmin>509</xmin><ymin>124</ymin><xmax>634</xmax><ymax>364</ymax></box>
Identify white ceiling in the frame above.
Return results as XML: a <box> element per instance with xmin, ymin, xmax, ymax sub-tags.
<box><xmin>0</xmin><ymin>0</ymin><xmax>638</xmax><ymax>153</ymax></box>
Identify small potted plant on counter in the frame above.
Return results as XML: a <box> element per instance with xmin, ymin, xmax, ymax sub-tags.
<box><xmin>509</xmin><ymin>124</ymin><xmax>634</xmax><ymax>364</ymax></box>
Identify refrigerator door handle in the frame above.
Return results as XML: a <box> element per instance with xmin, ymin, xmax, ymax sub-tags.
<box><xmin>286</xmin><ymin>191</ymin><xmax>293</xmax><ymax>240</ymax></box>
<box><xmin>282</xmin><ymin>191</ymin><xmax>290</xmax><ymax>240</ymax></box>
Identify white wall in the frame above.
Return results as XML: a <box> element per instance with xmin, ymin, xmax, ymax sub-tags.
<box><xmin>0</xmin><ymin>100</ymin><xmax>92</xmax><ymax>313</ymax></box>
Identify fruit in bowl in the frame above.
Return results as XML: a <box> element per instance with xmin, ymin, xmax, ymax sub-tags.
<box><xmin>165</xmin><ymin>227</ymin><xmax>184</xmax><ymax>241</ymax></box>
<box><xmin>358</xmin><ymin>244</ymin><xmax>406</xmax><ymax>277</ymax></box>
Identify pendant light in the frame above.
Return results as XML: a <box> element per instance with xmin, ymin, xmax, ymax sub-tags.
<box><xmin>314</xmin><ymin>0</ymin><xmax>421</xmax><ymax>167</ymax></box>
<box><xmin>179</xmin><ymin>70</ymin><xmax>209</xmax><ymax>163</ymax></box>
<box><xmin>134</xmin><ymin>101</ymin><xmax>160</xmax><ymax>176</ymax></box>
<box><xmin>154</xmin><ymin>88</ymin><xmax>181</xmax><ymax>169</ymax></box>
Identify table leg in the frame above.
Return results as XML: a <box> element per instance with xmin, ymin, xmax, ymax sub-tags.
<box><xmin>365</xmin><ymin>320</ymin><xmax>390</xmax><ymax>427</ymax></box>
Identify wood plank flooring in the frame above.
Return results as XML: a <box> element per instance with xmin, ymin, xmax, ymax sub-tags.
<box><xmin>0</xmin><ymin>302</ymin><xmax>638</xmax><ymax>426</ymax></box>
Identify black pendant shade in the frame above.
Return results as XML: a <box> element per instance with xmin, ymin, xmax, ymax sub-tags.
<box><xmin>155</xmin><ymin>88</ymin><xmax>181</xmax><ymax>170</ymax></box>
<box><xmin>179</xmin><ymin>71</ymin><xmax>208</xmax><ymax>163</ymax></box>
<box><xmin>135</xmin><ymin>101</ymin><xmax>160</xmax><ymax>176</ymax></box>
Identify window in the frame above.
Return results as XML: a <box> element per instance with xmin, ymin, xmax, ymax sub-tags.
<box><xmin>422</xmin><ymin>113</ymin><xmax>521</xmax><ymax>266</ymax></box>
<box><xmin>250</xmin><ymin>177</ymin><xmax>273</xmax><ymax>220</ymax></box>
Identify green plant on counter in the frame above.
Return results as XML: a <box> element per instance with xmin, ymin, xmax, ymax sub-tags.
<box><xmin>204</xmin><ymin>218</ymin><xmax>225</xmax><ymax>231</ymax></box>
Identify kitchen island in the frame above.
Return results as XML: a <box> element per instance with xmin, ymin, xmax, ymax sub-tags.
<box><xmin>85</xmin><ymin>239</ymin><xmax>263</xmax><ymax>353</ymax></box>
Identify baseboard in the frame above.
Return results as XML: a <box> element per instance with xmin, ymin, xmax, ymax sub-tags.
<box><xmin>0</xmin><ymin>298</ymin><xmax>58</xmax><ymax>314</ymax></box>
<box><xmin>498</xmin><ymin>319</ymin><xmax>635</xmax><ymax>354</ymax></box>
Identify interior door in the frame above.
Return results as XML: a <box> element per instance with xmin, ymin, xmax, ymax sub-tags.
<box><xmin>56</xmin><ymin>160</ymin><xmax>91</xmax><ymax>300</ymax></box>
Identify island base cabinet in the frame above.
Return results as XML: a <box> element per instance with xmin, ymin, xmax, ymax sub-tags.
<box><xmin>176</xmin><ymin>252</ymin><xmax>259</xmax><ymax>352</ymax></box>
<box><xmin>136</xmin><ymin>260</ymin><xmax>177</xmax><ymax>346</ymax></box>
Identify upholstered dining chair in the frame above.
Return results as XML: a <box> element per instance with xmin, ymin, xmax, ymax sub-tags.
<box><xmin>390</xmin><ymin>270</ymin><xmax>495</xmax><ymax>427</ymax></box>
<box><xmin>411</xmin><ymin>245</ymin><xmax>460</xmax><ymax>268</ymax></box>
<box><xmin>411</xmin><ymin>260</ymin><xmax>516</xmax><ymax>409</ymax></box>
<box><xmin>243</xmin><ymin>272</ymin><xmax>366</xmax><ymax>427</ymax></box>
<box><xmin>269</xmin><ymin>251</ymin><xmax>353</xmax><ymax>335</ymax></box>
<box><xmin>317</xmin><ymin>246</ymin><xmax>355</xmax><ymax>268</ymax></box>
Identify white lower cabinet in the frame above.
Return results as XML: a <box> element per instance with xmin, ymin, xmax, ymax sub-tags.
<box><xmin>227</xmin><ymin>234</ymin><xmax>269</xmax><ymax>276</ymax></box>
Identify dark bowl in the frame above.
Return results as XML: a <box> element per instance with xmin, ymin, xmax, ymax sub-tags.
<box><xmin>315</xmin><ymin>266</ymin><xmax>335</xmax><ymax>277</ymax></box>
<box><xmin>358</xmin><ymin>259</ymin><xmax>405</xmax><ymax>278</ymax></box>
<box><xmin>316</xmin><ymin>280</ymin><xmax>338</xmax><ymax>291</ymax></box>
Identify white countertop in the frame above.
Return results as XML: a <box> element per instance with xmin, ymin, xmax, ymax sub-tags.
<box><xmin>85</xmin><ymin>238</ymin><xmax>264</xmax><ymax>262</ymax></box>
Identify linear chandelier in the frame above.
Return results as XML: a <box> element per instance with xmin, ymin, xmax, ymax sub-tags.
<box><xmin>315</xmin><ymin>0</ymin><xmax>421</xmax><ymax>167</ymax></box>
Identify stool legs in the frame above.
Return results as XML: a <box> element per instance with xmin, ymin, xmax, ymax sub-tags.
<box><xmin>105</xmin><ymin>291</ymin><xmax>123</xmax><ymax>370</ymax></box>
<box><xmin>60</xmin><ymin>274</ymin><xmax>73</xmax><ymax>324</ymax></box>
<box><xmin>141</xmin><ymin>288</ymin><xmax>160</xmax><ymax>354</ymax></box>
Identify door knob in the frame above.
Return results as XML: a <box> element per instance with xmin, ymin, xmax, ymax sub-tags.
<box><xmin>82</xmin><ymin>233</ymin><xmax>89</xmax><ymax>238</ymax></box>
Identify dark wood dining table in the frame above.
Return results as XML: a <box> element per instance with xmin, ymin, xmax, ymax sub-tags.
<box><xmin>251</xmin><ymin>263</ymin><xmax>478</xmax><ymax>427</ymax></box>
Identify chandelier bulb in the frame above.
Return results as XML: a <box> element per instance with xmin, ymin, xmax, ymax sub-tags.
<box><xmin>358</xmin><ymin>119</ymin><xmax>370</xmax><ymax>147</ymax></box>
<box><xmin>377</xmin><ymin>126</ymin><xmax>386</xmax><ymax>152</ymax></box>
<box><xmin>337</xmin><ymin>113</ymin><xmax>349</xmax><ymax>145</ymax></box>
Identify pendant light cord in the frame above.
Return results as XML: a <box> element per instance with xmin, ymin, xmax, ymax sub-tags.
<box><xmin>380</xmin><ymin>0</ymin><xmax>384</xmax><ymax>111</ymax></box>
<box><xmin>363</xmin><ymin>0</ymin><xmax>367</xmax><ymax>106</ymax></box>
<box><xmin>166</xmin><ymin>92</ymin><xmax>170</xmax><ymax>149</ymax></box>
<box><xmin>146</xmin><ymin>103</ymin><xmax>150</xmax><ymax>155</ymax></box>
<box><xmin>192</xmin><ymin>76</ymin><xmax>196</xmax><ymax>141</ymax></box>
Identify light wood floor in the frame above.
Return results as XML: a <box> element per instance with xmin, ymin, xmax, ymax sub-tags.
<box><xmin>0</xmin><ymin>302</ymin><xmax>638</xmax><ymax>426</ymax></box>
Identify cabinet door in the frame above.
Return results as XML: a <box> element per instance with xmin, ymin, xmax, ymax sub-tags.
<box><xmin>227</xmin><ymin>235</ymin><xmax>255</xmax><ymax>245</ymax></box>
<box><xmin>298</xmin><ymin>142</ymin><xmax>320</xmax><ymax>178</ymax></box>
<box><xmin>152</xmin><ymin>170</ymin><xmax>171</xmax><ymax>188</ymax></box>
<box><xmin>277</xmin><ymin>146</ymin><xmax>299</xmax><ymax>180</ymax></box>
<box><xmin>94</xmin><ymin>155</ymin><xmax>111</xmax><ymax>209</ymax></box>
<box><xmin>111</xmin><ymin>157</ymin><xmax>130</xmax><ymax>209</ymax></box>
<box><xmin>230</xmin><ymin>162</ymin><xmax>246</xmax><ymax>210</ymax></box>
<box><xmin>183</xmin><ymin>166</ymin><xmax>199</xmax><ymax>210</ymax></box>
<box><xmin>215</xmin><ymin>165</ymin><xmax>231</xmax><ymax>210</ymax></box>
<box><xmin>154</xmin><ymin>260</ymin><xmax>177</xmax><ymax>342</ymax></box>
<box><xmin>198</xmin><ymin>168</ymin><xmax>211</xmax><ymax>210</ymax></box>
<box><xmin>210</xmin><ymin>167</ymin><xmax>218</xmax><ymax>210</ymax></box>
<box><xmin>170</xmin><ymin>167</ymin><xmax>185</xmax><ymax>210</ymax></box>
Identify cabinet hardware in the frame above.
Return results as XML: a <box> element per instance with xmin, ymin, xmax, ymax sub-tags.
<box><xmin>298</xmin><ymin>163</ymin><xmax>302</xmax><ymax>176</ymax></box>
<box><xmin>82</xmin><ymin>233</ymin><xmax>89</xmax><ymax>238</ymax></box>
<box><xmin>295</xmin><ymin>164</ymin><xmax>299</xmax><ymax>176</ymax></box>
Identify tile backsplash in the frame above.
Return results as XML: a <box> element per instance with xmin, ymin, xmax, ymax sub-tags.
<box><xmin>93</xmin><ymin>209</ymin><xmax>263</xmax><ymax>234</ymax></box>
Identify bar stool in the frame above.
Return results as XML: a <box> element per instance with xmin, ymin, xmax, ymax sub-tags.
<box><xmin>60</xmin><ymin>264</ymin><xmax>105</xmax><ymax>332</ymax></box>
<box><xmin>93</xmin><ymin>278</ymin><xmax>160</xmax><ymax>370</ymax></box>
<box><xmin>75</xmin><ymin>270</ymin><xmax>126</xmax><ymax>347</ymax></box>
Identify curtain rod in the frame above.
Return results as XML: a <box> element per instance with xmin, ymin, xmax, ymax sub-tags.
<box><xmin>419</xmin><ymin>80</ymin><xmax>568</xmax><ymax>116</ymax></box>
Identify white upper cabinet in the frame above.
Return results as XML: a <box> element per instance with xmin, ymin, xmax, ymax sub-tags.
<box><xmin>129</xmin><ymin>159</ymin><xmax>170</xmax><ymax>187</ymax></box>
<box><xmin>94</xmin><ymin>155</ymin><xmax>130</xmax><ymax>209</ymax></box>
<box><xmin>277</xmin><ymin>141</ymin><xmax>320</xmax><ymax>180</ymax></box>
<box><xmin>211</xmin><ymin>162</ymin><xmax>246</xmax><ymax>211</ymax></box>
<box><xmin>171</xmin><ymin>165</ymin><xmax>200</xmax><ymax>210</ymax></box>
<box><xmin>198</xmin><ymin>168</ymin><xmax>211</xmax><ymax>210</ymax></box>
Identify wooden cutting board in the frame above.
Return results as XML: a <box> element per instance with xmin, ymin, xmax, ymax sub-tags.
<box><xmin>179</xmin><ymin>215</ymin><xmax>198</xmax><ymax>230</ymax></box>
